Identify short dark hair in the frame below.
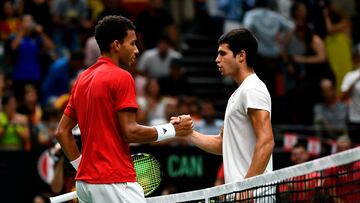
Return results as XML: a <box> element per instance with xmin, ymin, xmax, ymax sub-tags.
<box><xmin>293</xmin><ymin>142</ymin><xmax>307</xmax><ymax>150</ymax></box>
<box><xmin>218</xmin><ymin>28</ymin><xmax>258</xmax><ymax>67</ymax></box>
<box><xmin>95</xmin><ymin>15</ymin><xmax>136</xmax><ymax>52</ymax></box>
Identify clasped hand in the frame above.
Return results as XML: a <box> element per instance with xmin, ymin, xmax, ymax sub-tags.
<box><xmin>170</xmin><ymin>115</ymin><xmax>194</xmax><ymax>137</ymax></box>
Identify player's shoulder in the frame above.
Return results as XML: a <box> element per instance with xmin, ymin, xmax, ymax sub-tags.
<box><xmin>105</xmin><ymin>66</ymin><xmax>134</xmax><ymax>84</ymax></box>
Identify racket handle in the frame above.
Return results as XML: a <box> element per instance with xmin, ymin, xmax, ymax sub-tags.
<box><xmin>50</xmin><ymin>191</ymin><xmax>78</xmax><ymax>203</ymax></box>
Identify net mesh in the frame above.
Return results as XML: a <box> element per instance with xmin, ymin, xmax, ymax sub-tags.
<box><xmin>146</xmin><ymin>147</ymin><xmax>360</xmax><ymax>203</ymax></box>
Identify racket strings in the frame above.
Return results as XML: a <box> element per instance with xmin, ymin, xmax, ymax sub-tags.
<box><xmin>133</xmin><ymin>154</ymin><xmax>162</xmax><ymax>196</ymax></box>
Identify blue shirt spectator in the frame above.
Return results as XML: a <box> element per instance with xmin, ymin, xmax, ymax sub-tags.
<box><xmin>42</xmin><ymin>52</ymin><xmax>84</xmax><ymax>106</ymax></box>
<box><xmin>42</xmin><ymin>57</ymin><xmax>69</xmax><ymax>105</ymax></box>
<box><xmin>243</xmin><ymin>4</ymin><xmax>294</xmax><ymax>57</ymax></box>
<box><xmin>12</xmin><ymin>35</ymin><xmax>42</xmax><ymax>81</ymax></box>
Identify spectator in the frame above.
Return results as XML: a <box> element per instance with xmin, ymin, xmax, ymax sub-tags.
<box><xmin>335</xmin><ymin>135</ymin><xmax>353</xmax><ymax>153</ymax></box>
<box><xmin>158</xmin><ymin>58</ymin><xmax>190</xmax><ymax>96</ymax></box>
<box><xmin>149</xmin><ymin>97</ymin><xmax>188</xmax><ymax>146</ymax></box>
<box><xmin>0</xmin><ymin>0</ymin><xmax>21</xmax><ymax>41</ymax></box>
<box><xmin>22</xmin><ymin>0</ymin><xmax>53</xmax><ymax>37</ymax></box>
<box><xmin>135</xmin><ymin>0</ymin><xmax>177</xmax><ymax>49</ymax></box>
<box><xmin>287</xmin><ymin>22</ymin><xmax>334</xmax><ymax>125</ymax></box>
<box><xmin>9</xmin><ymin>14</ymin><xmax>54</xmax><ymax>100</ymax></box>
<box><xmin>136</xmin><ymin>78</ymin><xmax>168</xmax><ymax>125</ymax></box>
<box><xmin>0</xmin><ymin>72</ymin><xmax>9</xmax><ymax>111</ymax></box>
<box><xmin>300</xmin><ymin>0</ymin><xmax>327</xmax><ymax>39</ymax></box>
<box><xmin>83</xmin><ymin>35</ymin><xmax>100</xmax><ymax>67</ymax></box>
<box><xmin>276</xmin><ymin>0</ymin><xmax>294</xmax><ymax>19</ymax></box>
<box><xmin>219</xmin><ymin>0</ymin><xmax>254</xmax><ymax>33</ymax></box>
<box><xmin>149</xmin><ymin>97</ymin><xmax>179</xmax><ymax>126</ymax></box>
<box><xmin>243</xmin><ymin>0</ymin><xmax>294</xmax><ymax>97</ymax></box>
<box><xmin>279</xmin><ymin>143</ymin><xmax>321</xmax><ymax>202</ymax></box>
<box><xmin>340</xmin><ymin>62</ymin><xmax>360</xmax><ymax>144</ymax></box>
<box><xmin>290</xmin><ymin>142</ymin><xmax>310</xmax><ymax>165</ymax></box>
<box><xmin>186</xmin><ymin>0</ymin><xmax>222</xmax><ymax>39</ymax></box>
<box><xmin>35</xmin><ymin>107</ymin><xmax>60</xmax><ymax>149</ymax></box>
<box><xmin>18</xmin><ymin>84</ymin><xmax>42</xmax><ymax>125</ymax></box>
<box><xmin>137</xmin><ymin>35</ymin><xmax>182</xmax><ymax>79</ymax></box>
<box><xmin>323</xmin><ymin>3</ymin><xmax>353</xmax><ymax>96</ymax></box>
<box><xmin>51</xmin><ymin>0</ymin><xmax>89</xmax><ymax>52</ymax></box>
<box><xmin>323</xmin><ymin>136</ymin><xmax>359</xmax><ymax>203</ymax></box>
<box><xmin>195</xmin><ymin>100</ymin><xmax>223</xmax><ymax>135</ymax></box>
<box><xmin>41</xmin><ymin>51</ymin><xmax>84</xmax><ymax>106</ymax></box>
<box><xmin>0</xmin><ymin>93</ymin><xmax>30</xmax><ymax>150</ymax></box>
<box><xmin>178</xmin><ymin>96</ymin><xmax>202</xmax><ymax>123</ymax></box>
<box><xmin>313</xmin><ymin>78</ymin><xmax>347</xmax><ymax>139</ymax></box>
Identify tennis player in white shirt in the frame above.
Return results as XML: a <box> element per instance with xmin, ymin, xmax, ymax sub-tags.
<box><xmin>173</xmin><ymin>28</ymin><xmax>275</xmax><ymax>201</ymax></box>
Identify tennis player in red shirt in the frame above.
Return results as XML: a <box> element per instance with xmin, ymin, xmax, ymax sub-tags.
<box><xmin>55</xmin><ymin>15</ymin><xmax>193</xmax><ymax>203</ymax></box>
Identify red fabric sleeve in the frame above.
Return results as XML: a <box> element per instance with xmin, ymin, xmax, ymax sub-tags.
<box><xmin>112</xmin><ymin>72</ymin><xmax>138</xmax><ymax>111</ymax></box>
<box><xmin>64</xmin><ymin>80</ymin><xmax>78</xmax><ymax>121</ymax></box>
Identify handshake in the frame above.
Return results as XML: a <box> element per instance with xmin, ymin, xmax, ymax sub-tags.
<box><xmin>170</xmin><ymin>115</ymin><xmax>194</xmax><ymax>137</ymax></box>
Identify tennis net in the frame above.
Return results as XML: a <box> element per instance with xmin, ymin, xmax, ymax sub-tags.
<box><xmin>146</xmin><ymin>147</ymin><xmax>360</xmax><ymax>203</ymax></box>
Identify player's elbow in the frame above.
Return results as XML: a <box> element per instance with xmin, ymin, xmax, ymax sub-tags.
<box><xmin>121</xmin><ymin>123</ymin><xmax>139</xmax><ymax>143</ymax></box>
<box><xmin>55</xmin><ymin>127</ymin><xmax>66</xmax><ymax>140</ymax></box>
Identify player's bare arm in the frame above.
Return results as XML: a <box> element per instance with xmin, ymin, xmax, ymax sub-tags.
<box><xmin>55</xmin><ymin>114</ymin><xmax>80</xmax><ymax>162</ymax></box>
<box><xmin>245</xmin><ymin>108</ymin><xmax>274</xmax><ymax>178</ymax></box>
<box><xmin>190</xmin><ymin>127</ymin><xmax>223</xmax><ymax>155</ymax></box>
<box><xmin>118</xmin><ymin>109</ymin><xmax>193</xmax><ymax>143</ymax></box>
<box><xmin>172</xmin><ymin>115</ymin><xmax>223</xmax><ymax>155</ymax></box>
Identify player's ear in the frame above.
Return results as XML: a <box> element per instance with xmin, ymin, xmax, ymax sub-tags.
<box><xmin>112</xmin><ymin>40</ymin><xmax>121</xmax><ymax>51</ymax></box>
<box><xmin>236</xmin><ymin>50</ymin><xmax>246</xmax><ymax>63</ymax></box>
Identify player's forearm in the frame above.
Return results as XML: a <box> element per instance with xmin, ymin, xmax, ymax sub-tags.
<box><xmin>123</xmin><ymin>123</ymin><xmax>158</xmax><ymax>143</ymax></box>
<box><xmin>245</xmin><ymin>137</ymin><xmax>274</xmax><ymax>178</ymax></box>
<box><xmin>189</xmin><ymin>131</ymin><xmax>222</xmax><ymax>155</ymax></box>
<box><xmin>55</xmin><ymin>130</ymin><xmax>81</xmax><ymax>161</ymax></box>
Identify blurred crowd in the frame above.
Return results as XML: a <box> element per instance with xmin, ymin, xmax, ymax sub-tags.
<box><xmin>0</xmin><ymin>0</ymin><xmax>360</xmax><ymax>202</ymax></box>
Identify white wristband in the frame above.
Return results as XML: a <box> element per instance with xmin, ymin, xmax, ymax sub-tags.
<box><xmin>154</xmin><ymin>123</ymin><xmax>176</xmax><ymax>141</ymax></box>
<box><xmin>70</xmin><ymin>155</ymin><xmax>82</xmax><ymax>171</ymax></box>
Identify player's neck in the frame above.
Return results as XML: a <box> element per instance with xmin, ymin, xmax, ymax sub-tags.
<box><xmin>234</xmin><ymin>68</ymin><xmax>254</xmax><ymax>86</ymax></box>
<box><xmin>102</xmin><ymin>53</ymin><xmax>119</xmax><ymax>66</ymax></box>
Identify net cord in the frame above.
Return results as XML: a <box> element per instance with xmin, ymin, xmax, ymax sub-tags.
<box><xmin>146</xmin><ymin>147</ymin><xmax>360</xmax><ymax>203</ymax></box>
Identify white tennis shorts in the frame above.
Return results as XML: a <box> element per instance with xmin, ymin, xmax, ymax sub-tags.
<box><xmin>76</xmin><ymin>181</ymin><xmax>146</xmax><ymax>203</ymax></box>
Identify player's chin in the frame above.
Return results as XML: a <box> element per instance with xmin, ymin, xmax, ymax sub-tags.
<box><xmin>219</xmin><ymin>69</ymin><xmax>226</xmax><ymax>76</ymax></box>
<box><xmin>128</xmin><ymin>58</ymin><xmax>136</xmax><ymax>67</ymax></box>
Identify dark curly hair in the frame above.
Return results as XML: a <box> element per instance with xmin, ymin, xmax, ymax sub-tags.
<box><xmin>94</xmin><ymin>15</ymin><xmax>136</xmax><ymax>53</ymax></box>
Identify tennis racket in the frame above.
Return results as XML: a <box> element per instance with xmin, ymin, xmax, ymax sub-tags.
<box><xmin>49</xmin><ymin>153</ymin><xmax>162</xmax><ymax>203</ymax></box>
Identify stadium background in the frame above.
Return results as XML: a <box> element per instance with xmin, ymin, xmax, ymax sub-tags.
<box><xmin>0</xmin><ymin>0</ymin><xmax>359</xmax><ymax>202</ymax></box>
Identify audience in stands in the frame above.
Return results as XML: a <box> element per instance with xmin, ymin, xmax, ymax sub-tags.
<box><xmin>158</xmin><ymin>58</ymin><xmax>190</xmax><ymax>96</ymax></box>
<box><xmin>286</xmin><ymin>19</ymin><xmax>334</xmax><ymax>124</ymax></box>
<box><xmin>136</xmin><ymin>78</ymin><xmax>168</xmax><ymax>125</ymax></box>
<box><xmin>324</xmin><ymin>2</ymin><xmax>353</xmax><ymax>96</ymax></box>
<box><xmin>195</xmin><ymin>100</ymin><xmax>223</xmax><ymax>135</ymax></box>
<box><xmin>137</xmin><ymin>35</ymin><xmax>182</xmax><ymax>79</ymax></box>
<box><xmin>313</xmin><ymin>78</ymin><xmax>347</xmax><ymax>139</ymax></box>
<box><xmin>0</xmin><ymin>93</ymin><xmax>30</xmax><ymax>151</ymax></box>
<box><xmin>243</xmin><ymin>0</ymin><xmax>294</xmax><ymax>98</ymax></box>
<box><xmin>323</xmin><ymin>135</ymin><xmax>359</xmax><ymax>202</ymax></box>
<box><xmin>135</xmin><ymin>0</ymin><xmax>177</xmax><ymax>50</ymax></box>
<box><xmin>51</xmin><ymin>0</ymin><xmax>89</xmax><ymax>52</ymax></box>
<box><xmin>9</xmin><ymin>14</ymin><xmax>54</xmax><ymax>100</ymax></box>
<box><xmin>41</xmin><ymin>51</ymin><xmax>84</xmax><ymax>106</ymax></box>
<box><xmin>340</xmin><ymin>56</ymin><xmax>360</xmax><ymax>144</ymax></box>
<box><xmin>279</xmin><ymin>143</ymin><xmax>321</xmax><ymax>202</ymax></box>
<box><xmin>0</xmin><ymin>0</ymin><xmax>358</xmax><ymax>201</ymax></box>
